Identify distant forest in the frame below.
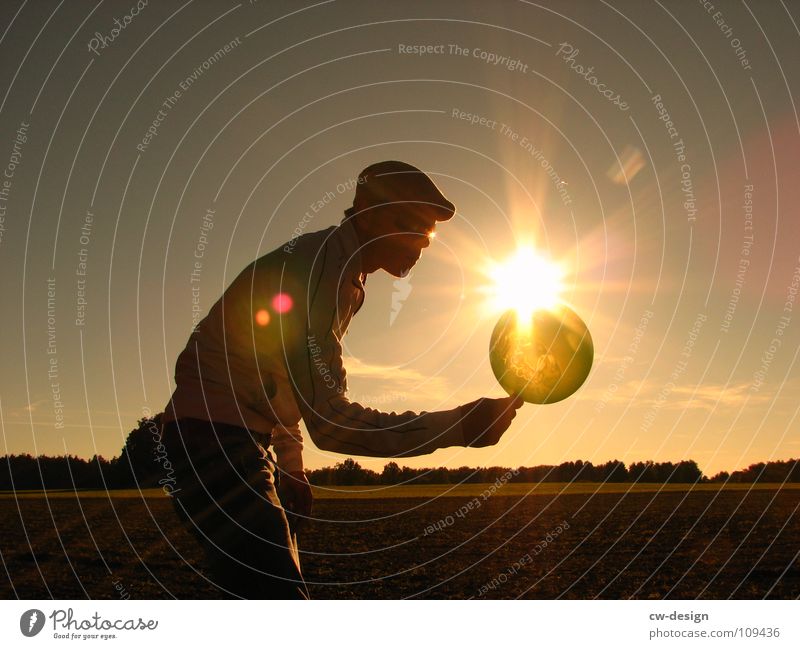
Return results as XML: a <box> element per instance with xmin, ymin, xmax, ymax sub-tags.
<box><xmin>1</xmin><ymin>414</ymin><xmax>798</xmax><ymax>490</ymax></box>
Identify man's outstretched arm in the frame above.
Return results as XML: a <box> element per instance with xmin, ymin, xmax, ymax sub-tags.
<box><xmin>286</xmin><ymin>323</ymin><xmax>465</xmax><ymax>457</ymax></box>
<box><xmin>279</xmin><ymin>257</ymin><xmax>520</xmax><ymax>457</ymax></box>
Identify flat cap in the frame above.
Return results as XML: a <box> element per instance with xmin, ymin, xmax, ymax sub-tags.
<box><xmin>354</xmin><ymin>160</ymin><xmax>456</xmax><ymax>220</ymax></box>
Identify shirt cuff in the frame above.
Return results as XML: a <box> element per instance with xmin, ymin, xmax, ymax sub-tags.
<box><xmin>421</xmin><ymin>405</ymin><xmax>466</xmax><ymax>449</ymax></box>
<box><xmin>272</xmin><ymin>424</ymin><xmax>305</xmax><ymax>473</ymax></box>
<box><xmin>275</xmin><ymin>445</ymin><xmax>305</xmax><ymax>473</ymax></box>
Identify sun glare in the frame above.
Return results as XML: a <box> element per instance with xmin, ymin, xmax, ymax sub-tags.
<box><xmin>484</xmin><ymin>246</ymin><xmax>565</xmax><ymax>320</ymax></box>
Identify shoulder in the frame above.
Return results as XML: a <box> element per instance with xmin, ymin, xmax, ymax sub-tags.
<box><xmin>227</xmin><ymin>225</ymin><xmax>342</xmax><ymax>302</ymax></box>
<box><xmin>241</xmin><ymin>225</ymin><xmax>337</xmax><ymax>276</ymax></box>
<box><xmin>280</xmin><ymin>225</ymin><xmax>340</xmax><ymax>262</ymax></box>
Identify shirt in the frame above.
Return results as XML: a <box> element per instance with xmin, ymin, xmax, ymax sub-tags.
<box><xmin>162</xmin><ymin>218</ymin><xmax>465</xmax><ymax>472</ymax></box>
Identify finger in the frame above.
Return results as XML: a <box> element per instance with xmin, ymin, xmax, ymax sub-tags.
<box><xmin>291</xmin><ymin>510</ymin><xmax>305</xmax><ymax>532</ymax></box>
<box><xmin>301</xmin><ymin>492</ymin><xmax>312</xmax><ymax>516</ymax></box>
<box><xmin>283</xmin><ymin>490</ymin><xmax>298</xmax><ymax>512</ymax></box>
<box><xmin>498</xmin><ymin>394</ymin><xmax>522</xmax><ymax>409</ymax></box>
<box><xmin>499</xmin><ymin>394</ymin><xmax>523</xmax><ymax>411</ymax></box>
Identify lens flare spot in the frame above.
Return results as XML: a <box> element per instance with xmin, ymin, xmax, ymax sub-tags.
<box><xmin>255</xmin><ymin>309</ymin><xmax>270</xmax><ymax>326</ymax></box>
<box><xmin>271</xmin><ymin>292</ymin><xmax>293</xmax><ymax>313</ymax></box>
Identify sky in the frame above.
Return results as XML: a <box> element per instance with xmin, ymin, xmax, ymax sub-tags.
<box><xmin>1</xmin><ymin>0</ymin><xmax>798</xmax><ymax>476</ymax></box>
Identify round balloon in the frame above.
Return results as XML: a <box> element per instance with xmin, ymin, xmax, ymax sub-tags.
<box><xmin>489</xmin><ymin>306</ymin><xmax>594</xmax><ymax>404</ymax></box>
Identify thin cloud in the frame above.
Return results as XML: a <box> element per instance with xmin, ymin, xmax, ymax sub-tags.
<box><xmin>4</xmin><ymin>399</ymin><xmax>49</xmax><ymax>418</ymax></box>
<box><xmin>583</xmin><ymin>379</ymin><xmax>771</xmax><ymax>411</ymax></box>
<box><xmin>669</xmin><ymin>383</ymin><xmax>771</xmax><ymax>410</ymax></box>
<box><xmin>342</xmin><ymin>355</ymin><xmax>450</xmax><ymax>403</ymax></box>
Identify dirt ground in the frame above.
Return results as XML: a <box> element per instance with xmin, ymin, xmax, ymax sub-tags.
<box><xmin>1</xmin><ymin>488</ymin><xmax>797</xmax><ymax>599</ymax></box>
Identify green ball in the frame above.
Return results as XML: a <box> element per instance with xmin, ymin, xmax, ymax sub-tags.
<box><xmin>489</xmin><ymin>306</ymin><xmax>594</xmax><ymax>404</ymax></box>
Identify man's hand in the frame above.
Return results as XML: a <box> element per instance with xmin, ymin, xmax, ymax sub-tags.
<box><xmin>459</xmin><ymin>395</ymin><xmax>524</xmax><ymax>447</ymax></box>
<box><xmin>280</xmin><ymin>470</ymin><xmax>313</xmax><ymax>529</ymax></box>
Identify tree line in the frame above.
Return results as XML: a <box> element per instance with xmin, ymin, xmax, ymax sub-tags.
<box><xmin>306</xmin><ymin>457</ymin><xmax>800</xmax><ymax>486</ymax></box>
<box><xmin>1</xmin><ymin>415</ymin><xmax>798</xmax><ymax>490</ymax></box>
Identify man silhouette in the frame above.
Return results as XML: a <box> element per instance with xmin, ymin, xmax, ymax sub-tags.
<box><xmin>160</xmin><ymin>161</ymin><xmax>522</xmax><ymax>598</ymax></box>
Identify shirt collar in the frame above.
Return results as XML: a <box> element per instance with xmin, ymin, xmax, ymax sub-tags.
<box><xmin>336</xmin><ymin>218</ymin><xmax>366</xmax><ymax>289</ymax></box>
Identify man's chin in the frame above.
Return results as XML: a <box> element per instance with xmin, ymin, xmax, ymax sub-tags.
<box><xmin>386</xmin><ymin>263</ymin><xmax>414</xmax><ymax>278</ymax></box>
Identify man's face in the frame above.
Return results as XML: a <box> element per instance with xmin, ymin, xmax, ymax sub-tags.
<box><xmin>365</xmin><ymin>204</ymin><xmax>438</xmax><ymax>277</ymax></box>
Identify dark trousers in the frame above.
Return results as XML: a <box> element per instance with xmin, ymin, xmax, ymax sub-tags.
<box><xmin>160</xmin><ymin>417</ymin><xmax>309</xmax><ymax>599</ymax></box>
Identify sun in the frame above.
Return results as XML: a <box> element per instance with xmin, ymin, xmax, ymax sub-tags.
<box><xmin>483</xmin><ymin>246</ymin><xmax>565</xmax><ymax>320</ymax></box>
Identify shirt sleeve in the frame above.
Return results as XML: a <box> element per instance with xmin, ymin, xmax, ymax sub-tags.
<box><xmin>271</xmin><ymin>423</ymin><xmax>305</xmax><ymax>473</ymax></box>
<box><xmin>281</xmin><ymin>251</ymin><xmax>466</xmax><ymax>459</ymax></box>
